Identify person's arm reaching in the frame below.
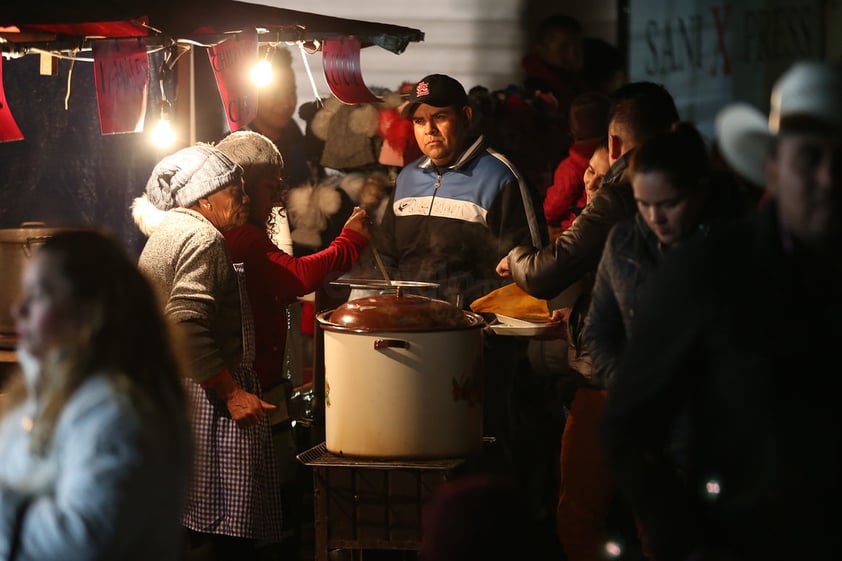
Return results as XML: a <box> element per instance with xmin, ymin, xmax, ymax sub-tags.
<box><xmin>501</xmin><ymin>184</ymin><xmax>635</xmax><ymax>299</ymax></box>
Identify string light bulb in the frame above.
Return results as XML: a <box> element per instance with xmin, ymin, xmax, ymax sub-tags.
<box><xmin>251</xmin><ymin>58</ymin><xmax>273</xmax><ymax>87</ymax></box>
<box><xmin>151</xmin><ymin>101</ymin><xmax>176</xmax><ymax>148</ymax></box>
<box><xmin>150</xmin><ymin>43</ymin><xmax>182</xmax><ymax>149</ymax></box>
<box><xmin>251</xmin><ymin>44</ymin><xmax>275</xmax><ymax>87</ymax></box>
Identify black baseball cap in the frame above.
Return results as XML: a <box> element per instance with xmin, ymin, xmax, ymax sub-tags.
<box><xmin>400</xmin><ymin>74</ymin><xmax>469</xmax><ymax>119</ymax></box>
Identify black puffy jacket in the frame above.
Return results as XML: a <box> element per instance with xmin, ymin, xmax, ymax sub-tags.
<box><xmin>507</xmin><ymin>153</ymin><xmax>637</xmax><ymax>300</ymax></box>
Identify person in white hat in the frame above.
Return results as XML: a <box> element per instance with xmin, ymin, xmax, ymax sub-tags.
<box><xmin>601</xmin><ymin>60</ymin><xmax>842</xmax><ymax>561</ymax></box>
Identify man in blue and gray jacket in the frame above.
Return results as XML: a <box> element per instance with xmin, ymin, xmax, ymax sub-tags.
<box><xmin>377</xmin><ymin>73</ymin><xmax>544</xmax><ymax>306</ymax></box>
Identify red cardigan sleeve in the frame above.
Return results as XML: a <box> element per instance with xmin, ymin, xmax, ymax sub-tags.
<box><xmin>225</xmin><ymin>224</ymin><xmax>368</xmax><ymax>302</ymax></box>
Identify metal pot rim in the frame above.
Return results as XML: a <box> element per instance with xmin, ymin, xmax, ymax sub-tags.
<box><xmin>0</xmin><ymin>225</ymin><xmax>89</xmax><ymax>243</ymax></box>
<box><xmin>317</xmin><ymin>309</ymin><xmax>486</xmax><ymax>333</ymax></box>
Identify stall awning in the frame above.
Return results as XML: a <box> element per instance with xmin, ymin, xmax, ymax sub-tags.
<box><xmin>0</xmin><ymin>0</ymin><xmax>424</xmax><ymax>54</ymax></box>
<box><xmin>0</xmin><ymin>0</ymin><xmax>423</xmax><ymax>141</ymax></box>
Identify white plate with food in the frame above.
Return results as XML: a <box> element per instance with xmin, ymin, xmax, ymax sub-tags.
<box><xmin>488</xmin><ymin>314</ymin><xmax>562</xmax><ymax>337</ymax></box>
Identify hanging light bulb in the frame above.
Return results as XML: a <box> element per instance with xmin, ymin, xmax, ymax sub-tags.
<box><xmin>150</xmin><ymin>44</ymin><xmax>181</xmax><ymax>149</ymax></box>
<box><xmin>151</xmin><ymin>101</ymin><xmax>176</xmax><ymax>148</ymax></box>
<box><xmin>251</xmin><ymin>58</ymin><xmax>273</xmax><ymax>87</ymax></box>
<box><xmin>251</xmin><ymin>44</ymin><xmax>275</xmax><ymax>87</ymax></box>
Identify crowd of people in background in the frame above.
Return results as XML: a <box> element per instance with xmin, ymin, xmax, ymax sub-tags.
<box><xmin>0</xmin><ymin>10</ymin><xmax>840</xmax><ymax>561</ymax></box>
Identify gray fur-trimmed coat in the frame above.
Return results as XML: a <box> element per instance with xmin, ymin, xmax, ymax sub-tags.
<box><xmin>134</xmin><ymin>198</ymin><xmax>242</xmax><ymax>383</ymax></box>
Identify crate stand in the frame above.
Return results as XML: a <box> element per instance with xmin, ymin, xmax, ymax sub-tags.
<box><xmin>297</xmin><ymin>442</ymin><xmax>467</xmax><ymax>560</ymax></box>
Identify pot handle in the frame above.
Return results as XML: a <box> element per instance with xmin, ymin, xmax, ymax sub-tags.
<box><xmin>374</xmin><ymin>339</ymin><xmax>409</xmax><ymax>350</ymax></box>
<box><xmin>22</xmin><ymin>237</ymin><xmax>53</xmax><ymax>258</ymax></box>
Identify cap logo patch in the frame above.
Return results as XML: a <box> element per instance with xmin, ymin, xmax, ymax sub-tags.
<box><xmin>416</xmin><ymin>81</ymin><xmax>430</xmax><ymax>98</ymax></box>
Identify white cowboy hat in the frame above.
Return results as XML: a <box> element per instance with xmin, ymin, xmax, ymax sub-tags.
<box><xmin>715</xmin><ymin>61</ymin><xmax>842</xmax><ymax>186</ymax></box>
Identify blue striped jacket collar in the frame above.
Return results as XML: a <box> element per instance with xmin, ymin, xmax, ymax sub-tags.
<box><xmin>417</xmin><ymin>135</ymin><xmax>485</xmax><ymax>171</ymax></box>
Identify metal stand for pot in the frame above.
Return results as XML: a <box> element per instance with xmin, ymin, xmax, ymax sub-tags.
<box><xmin>297</xmin><ymin>443</ymin><xmax>467</xmax><ymax>561</ymax></box>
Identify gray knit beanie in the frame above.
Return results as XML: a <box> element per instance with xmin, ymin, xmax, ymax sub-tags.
<box><xmin>145</xmin><ymin>144</ymin><xmax>243</xmax><ymax>210</ymax></box>
<box><xmin>215</xmin><ymin>130</ymin><xmax>284</xmax><ymax>191</ymax></box>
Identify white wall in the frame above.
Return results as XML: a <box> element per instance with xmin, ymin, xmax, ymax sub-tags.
<box><xmin>627</xmin><ymin>0</ymin><xmax>827</xmax><ymax>138</ymax></box>
<box><xmin>254</xmin><ymin>0</ymin><xmax>620</xmax><ymax>114</ymax></box>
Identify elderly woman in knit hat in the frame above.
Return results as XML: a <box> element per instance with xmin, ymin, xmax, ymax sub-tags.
<box><xmin>132</xmin><ymin>143</ymin><xmax>282</xmax><ymax>559</ymax></box>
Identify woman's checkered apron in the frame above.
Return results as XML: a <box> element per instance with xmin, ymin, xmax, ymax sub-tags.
<box><xmin>182</xmin><ymin>263</ymin><xmax>283</xmax><ymax>541</ymax></box>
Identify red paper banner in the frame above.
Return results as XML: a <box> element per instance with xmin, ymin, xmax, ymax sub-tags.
<box><xmin>208</xmin><ymin>31</ymin><xmax>258</xmax><ymax>132</ymax></box>
<box><xmin>322</xmin><ymin>36</ymin><xmax>382</xmax><ymax>104</ymax></box>
<box><xmin>93</xmin><ymin>38</ymin><xmax>148</xmax><ymax>135</ymax></box>
<box><xmin>0</xmin><ymin>58</ymin><xmax>24</xmax><ymax>143</ymax></box>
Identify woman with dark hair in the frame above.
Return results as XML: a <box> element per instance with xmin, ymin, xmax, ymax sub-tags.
<box><xmin>556</xmin><ymin>123</ymin><xmax>750</xmax><ymax>561</ymax></box>
<box><xmin>0</xmin><ymin>230</ymin><xmax>191</xmax><ymax>561</ymax></box>
<box><xmin>587</xmin><ymin>124</ymin><xmax>710</xmax><ymax>379</ymax></box>
<box><xmin>585</xmin><ymin>122</ymin><xmax>741</xmax><ymax>385</ymax></box>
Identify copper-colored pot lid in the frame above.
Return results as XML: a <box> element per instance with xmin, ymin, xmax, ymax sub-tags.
<box><xmin>325</xmin><ymin>293</ymin><xmax>481</xmax><ymax>332</ymax></box>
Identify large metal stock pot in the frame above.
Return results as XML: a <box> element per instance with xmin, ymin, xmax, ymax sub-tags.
<box><xmin>317</xmin><ymin>291</ymin><xmax>485</xmax><ymax>459</ymax></box>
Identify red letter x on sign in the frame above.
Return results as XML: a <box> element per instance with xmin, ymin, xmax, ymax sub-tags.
<box><xmin>710</xmin><ymin>5</ymin><xmax>733</xmax><ymax>77</ymax></box>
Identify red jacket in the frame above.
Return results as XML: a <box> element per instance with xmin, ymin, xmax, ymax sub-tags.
<box><xmin>543</xmin><ymin>140</ymin><xmax>599</xmax><ymax>229</ymax></box>
<box><xmin>224</xmin><ymin>224</ymin><xmax>368</xmax><ymax>390</ymax></box>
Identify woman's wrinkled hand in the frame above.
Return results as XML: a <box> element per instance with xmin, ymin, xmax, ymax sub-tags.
<box><xmin>344</xmin><ymin>206</ymin><xmax>371</xmax><ymax>239</ymax></box>
<box><xmin>225</xmin><ymin>388</ymin><xmax>276</xmax><ymax>428</ymax></box>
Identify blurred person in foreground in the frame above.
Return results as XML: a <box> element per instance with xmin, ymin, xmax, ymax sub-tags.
<box><xmin>602</xmin><ymin>60</ymin><xmax>842</xmax><ymax>561</ymax></box>
<box><xmin>0</xmin><ymin>230</ymin><xmax>190</xmax><ymax>561</ymax></box>
<box><xmin>132</xmin><ymin>144</ymin><xmax>281</xmax><ymax>560</ymax></box>
<box><xmin>215</xmin><ymin>130</ymin><xmax>370</xmax><ymax>560</ymax></box>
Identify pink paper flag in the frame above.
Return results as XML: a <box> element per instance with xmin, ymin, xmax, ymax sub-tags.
<box><xmin>208</xmin><ymin>30</ymin><xmax>258</xmax><ymax>132</ymax></box>
<box><xmin>322</xmin><ymin>36</ymin><xmax>382</xmax><ymax>104</ymax></box>
<box><xmin>0</xmin><ymin>58</ymin><xmax>24</xmax><ymax>142</ymax></box>
<box><xmin>93</xmin><ymin>38</ymin><xmax>149</xmax><ymax>134</ymax></box>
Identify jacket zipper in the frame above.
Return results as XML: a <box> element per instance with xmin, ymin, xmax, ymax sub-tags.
<box><xmin>428</xmin><ymin>171</ymin><xmax>442</xmax><ymax>216</ymax></box>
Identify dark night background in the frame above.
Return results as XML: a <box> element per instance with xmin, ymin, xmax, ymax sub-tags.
<box><xmin>2</xmin><ymin>55</ymin><xmax>152</xmax><ymax>255</ymax></box>
<box><xmin>0</xmin><ymin>50</ymin><xmax>228</xmax><ymax>257</ymax></box>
